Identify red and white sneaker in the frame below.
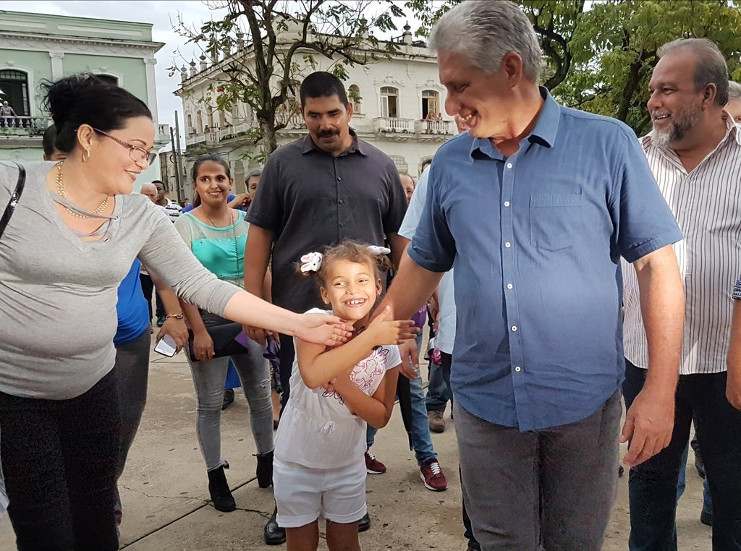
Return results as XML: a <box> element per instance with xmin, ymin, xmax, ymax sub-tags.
<box><xmin>419</xmin><ymin>457</ymin><xmax>447</xmax><ymax>491</ymax></box>
<box><xmin>364</xmin><ymin>449</ymin><xmax>387</xmax><ymax>474</ymax></box>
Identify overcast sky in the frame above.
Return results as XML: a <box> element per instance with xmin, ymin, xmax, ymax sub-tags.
<box><xmin>3</xmin><ymin>1</ymin><xmax>230</xmax><ymax>137</ymax></box>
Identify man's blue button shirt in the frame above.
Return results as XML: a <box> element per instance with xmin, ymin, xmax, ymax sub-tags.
<box><xmin>409</xmin><ymin>88</ymin><xmax>682</xmax><ymax>431</ymax></box>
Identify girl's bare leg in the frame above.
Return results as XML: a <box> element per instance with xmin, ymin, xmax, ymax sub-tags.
<box><xmin>326</xmin><ymin>519</ymin><xmax>361</xmax><ymax>551</ymax></box>
<box><xmin>286</xmin><ymin>521</ymin><xmax>319</xmax><ymax>551</ymax></box>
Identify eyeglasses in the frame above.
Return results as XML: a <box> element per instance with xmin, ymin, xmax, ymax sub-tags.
<box><xmin>93</xmin><ymin>128</ymin><xmax>156</xmax><ymax>166</ymax></box>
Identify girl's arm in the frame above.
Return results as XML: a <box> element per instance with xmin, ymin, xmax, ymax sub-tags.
<box><xmin>295</xmin><ymin>307</ymin><xmax>417</xmax><ymax>389</ymax></box>
<box><xmin>332</xmin><ymin>366</ymin><xmax>400</xmax><ymax>429</ymax></box>
<box><xmin>727</xmin><ymin>299</ymin><xmax>741</xmax><ymax>411</ymax></box>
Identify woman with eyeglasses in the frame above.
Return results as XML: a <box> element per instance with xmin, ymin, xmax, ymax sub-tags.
<box><xmin>0</xmin><ymin>74</ymin><xmax>351</xmax><ymax>550</ymax></box>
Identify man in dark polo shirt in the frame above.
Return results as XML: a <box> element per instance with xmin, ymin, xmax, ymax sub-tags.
<box><xmin>375</xmin><ymin>2</ymin><xmax>685</xmax><ymax>549</ymax></box>
<box><xmin>244</xmin><ymin>71</ymin><xmax>407</xmax><ymax>544</ymax></box>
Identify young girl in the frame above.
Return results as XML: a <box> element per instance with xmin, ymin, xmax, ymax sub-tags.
<box><xmin>273</xmin><ymin>241</ymin><xmax>417</xmax><ymax>551</ymax></box>
<box><xmin>175</xmin><ymin>155</ymin><xmax>274</xmax><ymax>512</ymax></box>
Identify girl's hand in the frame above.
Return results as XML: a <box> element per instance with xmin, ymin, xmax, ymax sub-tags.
<box><xmin>191</xmin><ymin>330</ymin><xmax>214</xmax><ymax>361</ymax></box>
<box><xmin>295</xmin><ymin>313</ymin><xmax>354</xmax><ymax>347</ymax></box>
<box><xmin>366</xmin><ymin>306</ymin><xmax>419</xmax><ymax>346</ymax></box>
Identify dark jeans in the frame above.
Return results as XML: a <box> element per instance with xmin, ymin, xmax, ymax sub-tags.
<box><xmin>113</xmin><ymin>328</ymin><xmax>151</xmax><ymax>526</ymax></box>
<box><xmin>0</xmin><ymin>369</ymin><xmax>120</xmax><ymax>550</ymax></box>
<box><xmin>623</xmin><ymin>360</ymin><xmax>741</xmax><ymax>550</ymax></box>
<box><xmin>426</xmin><ymin>351</ymin><xmax>452</xmax><ymax>412</ymax></box>
<box><xmin>278</xmin><ymin>333</ymin><xmax>296</xmax><ymax>412</ymax></box>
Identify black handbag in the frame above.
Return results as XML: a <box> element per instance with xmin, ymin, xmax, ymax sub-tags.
<box><xmin>0</xmin><ymin>163</ymin><xmax>26</xmax><ymax>240</ymax></box>
<box><xmin>188</xmin><ymin>312</ymin><xmax>250</xmax><ymax>359</ymax></box>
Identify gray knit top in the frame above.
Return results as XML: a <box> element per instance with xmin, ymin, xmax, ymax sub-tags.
<box><xmin>0</xmin><ymin>162</ymin><xmax>240</xmax><ymax>399</ymax></box>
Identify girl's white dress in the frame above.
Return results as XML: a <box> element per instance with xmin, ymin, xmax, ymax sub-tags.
<box><xmin>275</xmin><ymin>308</ymin><xmax>400</xmax><ymax>469</ymax></box>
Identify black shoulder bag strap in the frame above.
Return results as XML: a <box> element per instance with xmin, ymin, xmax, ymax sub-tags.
<box><xmin>0</xmin><ymin>162</ymin><xmax>26</xmax><ymax>240</ymax></box>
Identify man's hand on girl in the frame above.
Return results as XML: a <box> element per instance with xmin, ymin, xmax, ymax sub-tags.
<box><xmin>366</xmin><ymin>306</ymin><xmax>419</xmax><ymax>345</ymax></box>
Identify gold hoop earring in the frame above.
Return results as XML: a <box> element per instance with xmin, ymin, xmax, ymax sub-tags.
<box><xmin>81</xmin><ymin>149</ymin><xmax>91</xmax><ymax>163</ymax></box>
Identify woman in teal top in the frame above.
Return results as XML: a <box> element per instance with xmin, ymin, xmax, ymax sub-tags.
<box><xmin>175</xmin><ymin>155</ymin><xmax>274</xmax><ymax>512</ymax></box>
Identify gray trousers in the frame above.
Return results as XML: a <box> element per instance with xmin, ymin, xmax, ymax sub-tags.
<box><xmin>455</xmin><ymin>389</ymin><xmax>621</xmax><ymax>551</ymax></box>
<box><xmin>187</xmin><ymin>338</ymin><xmax>273</xmax><ymax>471</ymax></box>
<box><xmin>113</xmin><ymin>327</ymin><xmax>152</xmax><ymax>525</ymax></box>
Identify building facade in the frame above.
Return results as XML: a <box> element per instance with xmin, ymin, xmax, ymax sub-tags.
<box><xmin>175</xmin><ymin>22</ymin><xmax>454</xmax><ymax>200</ymax></box>
<box><xmin>0</xmin><ymin>10</ymin><xmax>167</xmax><ymax>186</ymax></box>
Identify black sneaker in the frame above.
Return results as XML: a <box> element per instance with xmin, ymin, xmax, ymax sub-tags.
<box><xmin>221</xmin><ymin>389</ymin><xmax>235</xmax><ymax>410</ymax></box>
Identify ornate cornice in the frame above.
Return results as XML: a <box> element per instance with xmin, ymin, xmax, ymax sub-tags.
<box><xmin>0</xmin><ymin>32</ymin><xmax>163</xmax><ymax>58</ymax></box>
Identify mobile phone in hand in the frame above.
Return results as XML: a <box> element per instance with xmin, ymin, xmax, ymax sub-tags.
<box><xmin>154</xmin><ymin>334</ymin><xmax>178</xmax><ymax>357</ymax></box>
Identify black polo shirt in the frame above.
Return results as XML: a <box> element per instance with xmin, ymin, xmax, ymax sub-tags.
<box><xmin>247</xmin><ymin>131</ymin><xmax>407</xmax><ymax>312</ymax></box>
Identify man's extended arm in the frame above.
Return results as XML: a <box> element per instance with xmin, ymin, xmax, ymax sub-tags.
<box><xmin>243</xmin><ymin>225</ymin><xmax>275</xmax><ymax>344</ymax></box>
<box><xmin>621</xmin><ymin>244</ymin><xmax>684</xmax><ymax>466</ymax></box>
<box><xmin>375</xmin><ymin>249</ymin><xmax>443</xmax><ymax>323</ymax></box>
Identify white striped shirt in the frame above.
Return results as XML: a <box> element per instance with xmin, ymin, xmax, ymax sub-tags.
<box><xmin>623</xmin><ymin>118</ymin><xmax>741</xmax><ymax>375</ymax></box>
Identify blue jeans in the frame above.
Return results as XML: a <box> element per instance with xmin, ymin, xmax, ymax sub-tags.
<box><xmin>366</xmin><ymin>372</ymin><xmax>436</xmax><ymax>465</ymax></box>
<box><xmin>623</xmin><ymin>360</ymin><xmax>741</xmax><ymax>550</ymax></box>
<box><xmin>676</xmin><ymin>444</ymin><xmax>713</xmax><ymax>515</ymax></box>
<box><xmin>426</xmin><ymin>351</ymin><xmax>452</xmax><ymax>412</ymax></box>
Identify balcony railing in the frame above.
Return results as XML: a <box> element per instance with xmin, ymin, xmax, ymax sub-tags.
<box><xmin>0</xmin><ymin>115</ymin><xmax>52</xmax><ymax>134</ymax></box>
<box><xmin>415</xmin><ymin>119</ymin><xmax>452</xmax><ymax>135</ymax></box>
<box><xmin>373</xmin><ymin>117</ymin><xmax>453</xmax><ymax>136</ymax></box>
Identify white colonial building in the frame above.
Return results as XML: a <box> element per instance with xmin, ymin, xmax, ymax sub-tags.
<box><xmin>174</xmin><ymin>22</ymin><xmax>453</xmax><ymax>197</ymax></box>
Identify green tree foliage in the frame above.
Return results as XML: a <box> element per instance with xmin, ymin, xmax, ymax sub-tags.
<box><xmin>173</xmin><ymin>0</ymin><xmax>403</xmax><ymax>156</ymax></box>
<box><xmin>406</xmin><ymin>0</ymin><xmax>741</xmax><ymax>135</ymax></box>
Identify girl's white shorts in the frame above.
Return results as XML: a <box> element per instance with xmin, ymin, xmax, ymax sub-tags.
<box><xmin>274</xmin><ymin>456</ymin><xmax>367</xmax><ymax>527</ymax></box>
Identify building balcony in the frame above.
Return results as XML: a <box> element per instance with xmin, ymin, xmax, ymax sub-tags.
<box><xmin>184</xmin><ymin>114</ymin><xmax>307</xmax><ymax>147</ymax></box>
<box><xmin>0</xmin><ymin>116</ymin><xmax>53</xmax><ymax>148</ymax></box>
<box><xmin>373</xmin><ymin>117</ymin><xmax>453</xmax><ymax>139</ymax></box>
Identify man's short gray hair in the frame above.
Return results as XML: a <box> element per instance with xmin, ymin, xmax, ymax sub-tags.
<box><xmin>728</xmin><ymin>81</ymin><xmax>741</xmax><ymax>100</ymax></box>
<box><xmin>428</xmin><ymin>0</ymin><xmax>541</xmax><ymax>82</ymax></box>
<box><xmin>657</xmin><ymin>38</ymin><xmax>729</xmax><ymax>106</ymax></box>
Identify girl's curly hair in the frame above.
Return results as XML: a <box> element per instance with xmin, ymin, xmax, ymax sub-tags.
<box><xmin>298</xmin><ymin>239</ymin><xmax>393</xmax><ymax>287</ymax></box>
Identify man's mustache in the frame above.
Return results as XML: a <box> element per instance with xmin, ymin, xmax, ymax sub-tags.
<box><xmin>317</xmin><ymin>129</ymin><xmax>340</xmax><ymax>138</ymax></box>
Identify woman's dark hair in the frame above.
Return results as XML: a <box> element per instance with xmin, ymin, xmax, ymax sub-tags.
<box><xmin>42</xmin><ymin>124</ymin><xmax>57</xmax><ymax>158</ymax></box>
<box><xmin>42</xmin><ymin>73</ymin><xmax>152</xmax><ymax>154</ymax></box>
<box><xmin>190</xmin><ymin>154</ymin><xmax>231</xmax><ymax>208</ymax></box>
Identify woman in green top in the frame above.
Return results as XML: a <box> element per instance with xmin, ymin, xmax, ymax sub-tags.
<box><xmin>175</xmin><ymin>155</ymin><xmax>273</xmax><ymax>512</ymax></box>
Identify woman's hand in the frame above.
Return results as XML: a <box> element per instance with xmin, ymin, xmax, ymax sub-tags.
<box><xmin>294</xmin><ymin>313</ymin><xmax>354</xmax><ymax>347</ymax></box>
<box><xmin>366</xmin><ymin>306</ymin><xmax>419</xmax><ymax>347</ymax></box>
<box><xmin>191</xmin><ymin>329</ymin><xmax>214</xmax><ymax>362</ymax></box>
<box><xmin>157</xmin><ymin>317</ymin><xmax>189</xmax><ymax>353</ymax></box>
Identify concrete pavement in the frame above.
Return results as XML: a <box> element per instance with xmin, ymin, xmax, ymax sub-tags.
<box><xmin>0</xmin><ymin>342</ymin><xmax>712</xmax><ymax>549</ymax></box>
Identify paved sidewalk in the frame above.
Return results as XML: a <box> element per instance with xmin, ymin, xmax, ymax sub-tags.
<box><xmin>0</xmin><ymin>344</ymin><xmax>712</xmax><ymax>549</ymax></box>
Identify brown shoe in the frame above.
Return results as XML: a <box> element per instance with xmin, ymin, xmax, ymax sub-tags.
<box><xmin>428</xmin><ymin>410</ymin><xmax>445</xmax><ymax>433</ymax></box>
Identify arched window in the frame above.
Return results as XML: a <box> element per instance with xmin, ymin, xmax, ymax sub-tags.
<box><xmin>0</xmin><ymin>69</ymin><xmax>29</xmax><ymax>116</ymax></box>
<box><xmin>389</xmin><ymin>154</ymin><xmax>408</xmax><ymax>173</ymax></box>
<box><xmin>348</xmin><ymin>84</ymin><xmax>362</xmax><ymax>114</ymax></box>
<box><xmin>421</xmin><ymin>90</ymin><xmax>440</xmax><ymax>120</ymax></box>
<box><xmin>187</xmin><ymin>114</ymin><xmax>193</xmax><ymax>133</ymax></box>
<box><xmin>196</xmin><ymin>110</ymin><xmax>203</xmax><ymax>133</ymax></box>
<box><xmin>96</xmin><ymin>74</ymin><xmax>118</xmax><ymax>86</ymax></box>
<box><xmin>380</xmin><ymin>86</ymin><xmax>398</xmax><ymax>118</ymax></box>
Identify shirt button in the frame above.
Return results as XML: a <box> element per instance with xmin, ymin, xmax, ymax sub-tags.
<box><xmin>504</xmin><ymin>201</ymin><xmax>510</xmax><ymax>207</ymax></box>
<box><xmin>515</xmin><ymin>366</ymin><xmax>521</xmax><ymax>372</ymax></box>
<box><xmin>506</xmin><ymin>163</ymin><xmax>513</xmax><ymax>169</ymax></box>
<box><xmin>337</xmin><ymin>176</ymin><xmax>342</xmax><ymax>181</ymax></box>
<box><xmin>505</xmin><ymin>242</ymin><xmax>511</xmax><ymax>248</ymax></box>
<box><xmin>339</xmin><ymin>222</ymin><xmax>345</xmax><ymax>227</ymax></box>
<box><xmin>511</xmin><ymin>325</ymin><xmax>518</xmax><ymax>332</ymax></box>
<box><xmin>506</xmin><ymin>283</ymin><xmax>513</xmax><ymax>290</ymax></box>
<box><xmin>338</xmin><ymin>199</ymin><xmax>344</xmax><ymax>204</ymax></box>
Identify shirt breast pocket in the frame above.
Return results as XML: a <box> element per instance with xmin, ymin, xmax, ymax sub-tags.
<box><xmin>529</xmin><ymin>193</ymin><xmax>583</xmax><ymax>251</ymax></box>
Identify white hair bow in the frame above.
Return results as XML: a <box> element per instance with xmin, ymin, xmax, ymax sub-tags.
<box><xmin>300</xmin><ymin>252</ymin><xmax>323</xmax><ymax>273</ymax></box>
<box><xmin>367</xmin><ymin>245</ymin><xmax>391</xmax><ymax>256</ymax></box>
